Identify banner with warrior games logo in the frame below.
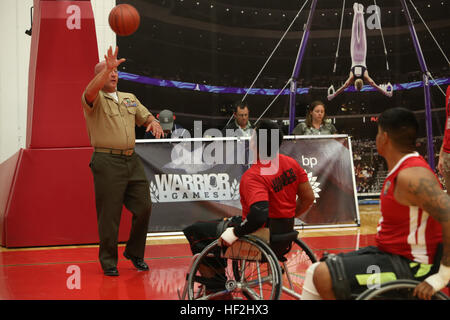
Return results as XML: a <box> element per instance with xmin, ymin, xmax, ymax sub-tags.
<box><xmin>136</xmin><ymin>135</ymin><xmax>359</xmax><ymax>233</ymax></box>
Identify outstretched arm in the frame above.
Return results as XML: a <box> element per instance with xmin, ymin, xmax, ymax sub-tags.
<box><xmin>84</xmin><ymin>46</ymin><xmax>126</xmax><ymax>105</ymax></box>
<box><xmin>364</xmin><ymin>72</ymin><xmax>392</xmax><ymax>97</ymax></box>
<box><xmin>328</xmin><ymin>73</ymin><xmax>353</xmax><ymax>101</ymax></box>
<box><xmin>394</xmin><ymin>167</ymin><xmax>450</xmax><ymax>300</ymax></box>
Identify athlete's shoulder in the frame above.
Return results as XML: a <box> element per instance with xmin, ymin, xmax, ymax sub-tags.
<box><xmin>242</xmin><ymin>164</ymin><xmax>261</xmax><ymax>181</ymax></box>
<box><xmin>401</xmin><ymin>154</ymin><xmax>431</xmax><ymax>170</ymax></box>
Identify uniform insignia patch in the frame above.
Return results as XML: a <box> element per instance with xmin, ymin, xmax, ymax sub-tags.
<box><xmin>383</xmin><ymin>180</ymin><xmax>391</xmax><ymax>195</ymax></box>
<box><xmin>123</xmin><ymin>98</ymin><xmax>137</xmax><ymax>107</ymax></box>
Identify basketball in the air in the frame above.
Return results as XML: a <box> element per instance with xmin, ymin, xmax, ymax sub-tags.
<box><xmin>108</xmin><ymin>4</ymin><xmax>140</xmax><ymax>36</ymax></box>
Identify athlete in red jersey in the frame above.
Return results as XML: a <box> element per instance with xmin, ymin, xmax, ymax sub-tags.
<box><xmin>377</xmin><ymin>153</ymin><xmax>442</xmax><ymax>264</ymax></box>
<box><xmin>239</xmin><ymin>154</ymin><xmax>309</xmax><ymax>220</ymax></box>
<box><xmin>183</xmin><ymin>120</ymin><xmax>315</xmax><ymax>296</ymax></box>
<box><xmin>301</xmin><ymin>108</ymin><xmax>450</xmax><ymax>301</ymax></box>
<box><xmin>219</xmin><ymin>121</ymin><xmax>314</xmax><ymax>244</ymax></box>
<box><xmin>438</xmin><ymin>85</ymin><xmax>450</xmax><ymax>195</ymax></box>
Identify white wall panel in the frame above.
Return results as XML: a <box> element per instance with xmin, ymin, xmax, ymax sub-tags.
<box><xmin>0</xmin><ymin>0</ymin><xmax>116</xmax><ymax>162</ymax></box>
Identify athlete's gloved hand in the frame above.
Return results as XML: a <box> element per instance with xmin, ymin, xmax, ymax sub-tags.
<box><xmin>414</xmin><ymin>264</ymin><xmax>450</xmax><ymax>300</ymax></box>
<box><xmin>425</xmin><ymin>264</ymin><xmax>450</xmax><ymax>291</ymax></box>
<box><xmin>327</xmin><ymin>93</ymin><xmax>335</xmax><ymax>101</ymax></box>
<box><xmin>219</xmin><ymin>227</ymin><xmax>238</xmax><ymax>246</ymax></box>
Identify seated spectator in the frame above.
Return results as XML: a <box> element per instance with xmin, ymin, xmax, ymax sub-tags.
<box><xmin>144</xmin><ymin>109</ymin><xmax>186</xmax><ymax>139</ymax></box>
<box><xmin>293</xmin><ymin>101</ymin><xmax>337</xmax><ymax>135</ymax></box>
<box><xmin>222</xmin><ymin>102</ymin><xmax>253</xmax><ymax>138</ymax></box>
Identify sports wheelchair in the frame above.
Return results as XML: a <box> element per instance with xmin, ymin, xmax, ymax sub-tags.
<box><xmin>355</xmin><ymin>243</ymin><xmax>449</xmax><ymax>300</ymax></box>
<box><xmin>356</xmin><ymin>279</ymin><xmax>449</xmax><ymax>300</ymax></box>
<box><xmin>178</xmin><ymin>217</ymin><xmax>318</xmax><ymax>300</ymax></box>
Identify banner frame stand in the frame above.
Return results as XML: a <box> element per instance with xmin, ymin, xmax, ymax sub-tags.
<box><xmin>147</xmin><ymin>223</ymin><xmax>361</xmax><ymax>238</ymax></box>
<box><xmin>137</xmin><ymin>134</ymin><xmax>362</xmax><ymax>237</ymax></box>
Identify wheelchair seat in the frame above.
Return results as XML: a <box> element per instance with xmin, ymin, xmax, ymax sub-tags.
<box><xmin>179</xmin><ymin>216</ymin><xmax>317</xmax><ymax>300</ymax></box>
<box><xmin>221</xmin><ymin>217</ymin><xmax>299</xmax><ymax>262</ymax></box>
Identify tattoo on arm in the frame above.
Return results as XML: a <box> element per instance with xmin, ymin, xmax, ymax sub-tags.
<box><xmin>408</xmin><ymin>177</ymin><xmax>450</xmax><ymax>223</ymax></box>
<box><xmin>408</xmin><ymin>176</ymin><xmax>450</xmax><ymax>266</ymax></box>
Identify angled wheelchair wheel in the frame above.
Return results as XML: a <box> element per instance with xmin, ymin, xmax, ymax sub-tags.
<box><xmin>356</xmin><ymin>279</ymin><xmax>449</xmax><ymax>300</ymax></box>
<box><xmin>186</xmin><ymin>237</ymin><xmax>282</xmax><ymax>300</ymax></box>
<box><xmin>279</xmin><ymin>238</ymin><xmax>318</xmax><ymax>300</ymax></box>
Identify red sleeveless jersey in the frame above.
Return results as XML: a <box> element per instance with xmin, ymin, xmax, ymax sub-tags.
<box><xmin>239</xmin><ymin>154</ymin><xmax>309</xmax><ymax>219</ymax></box>
<box><xmin>376</xmin><ymin>153</ymin><xmax>443</xmax><ymax>264</ymax></box>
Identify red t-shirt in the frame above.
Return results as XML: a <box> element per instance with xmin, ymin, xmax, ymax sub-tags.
<box><xmin>239</xmin><ymin>153</ymin><xmax>309</xmax><ymax>219</ymax></box>
<box><xmin>443</xmin><ymin>85</ymin><xmax>450</xmax><ymax>153</ymax></box>
<box><xmin>377</xmin><ymin>153</ymin><xmax>443</xmax><ymax>264</ymax></box>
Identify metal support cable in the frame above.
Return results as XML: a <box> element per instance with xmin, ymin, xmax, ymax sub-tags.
<box><xmin>225</xmin><ymin>0</ymin><xmax>310</xmax><ymax>128</ymax></box>
<box><xmin>408</xmin><ymin>0</ymin><xmax>450</xmax><ymax>66</ymax></box>
<box><xmin>333</xmin><ymin>0</ymin><xmax>346</xmax><ymax>74</ymax></box>
<box><xmin>254</xmin><ymin>79</ymin><xmax>291</xmax><ymax>125</ymax></box>
<box><xmin>241</xmin><ymin>0</ymin><xmax>310</xmax><ymax>103</ymax></box>
<box><xmin>374</xmin><ymin>0</ymin><xmax>390</xmax><ymax>71</ymax></box>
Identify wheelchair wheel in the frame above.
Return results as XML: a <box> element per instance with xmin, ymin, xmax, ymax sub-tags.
<box><xmin>356</xmin><ymin>279</ymin><xmax>449</xmax><ymax>300</ymax></box>
<box><xmin>279</xmin><ymin>238</ymin><xmax>318</xmax><ymax>299</ymax></box>
<box><xmin>186</xmin><ymin>236</ymin><xmax>282</xmax><ymax>300</ymax></box>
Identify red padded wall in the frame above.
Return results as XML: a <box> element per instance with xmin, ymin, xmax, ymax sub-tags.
<box><xmin>27</xmin><ymin>0</ymin><xmax>96</xmax><ymax>149</ymax></box>
<box><xmin>0</xmin><ymin>0</ymin><xmax>133</xmax><ymax>247</ymax></box>
<box><xmin>4</xmin><ymin>148</ymin><xmax>97</xmax><ymax>246</ymax></box>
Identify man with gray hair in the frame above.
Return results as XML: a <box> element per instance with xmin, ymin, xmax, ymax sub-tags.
<box><xmin>81</xmin><ymin>46</ymin><xmax>164</xmax><ymax>276</ymax></box>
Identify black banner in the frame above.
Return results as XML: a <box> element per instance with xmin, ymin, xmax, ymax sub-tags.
<box><xmin>135</xmin><ymin>135</ymin><xmax>359</xmax><ymax>233</ymax></box>
<box><xmin>280</xmin><ymin>136</ymin><xmax>359</xmax><ymax>225</ymax></box>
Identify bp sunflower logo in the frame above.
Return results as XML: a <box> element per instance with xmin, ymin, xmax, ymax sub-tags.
<box><xmin>295</xmin><ymin>171</ymin><xmax>321</xmax><ymax>204</ymax></box>
<box><xmin>307</xmin><ymin>171</ymin><xmax>321</xmax><ymax>202</ymax></box>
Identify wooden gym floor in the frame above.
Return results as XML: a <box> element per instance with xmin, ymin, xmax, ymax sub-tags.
<box><xmin>0</xmin><ymin>205</ymin><xmax>380</xmax><ymax>300</ymax></box>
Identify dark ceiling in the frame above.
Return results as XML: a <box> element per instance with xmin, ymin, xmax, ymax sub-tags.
<box><xmin>119</xmin><ymin>0</ymin><xmax>448</xmax><ymax>81</ymax></box>
<box><xmin>115</xmin><ymin>0</ymin><xmax>449</xmax><ymax>137</ymax></box>
<box><xmin>143</xmin><ymin>0</ymin><xmax>448</xmax><ymax>31</ymax></box>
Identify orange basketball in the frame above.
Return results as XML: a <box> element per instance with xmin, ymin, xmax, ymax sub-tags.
<box><xmin>108</xmin><ymin>4</ymin><xmax>140</xmax><ymax>36</ymax></box>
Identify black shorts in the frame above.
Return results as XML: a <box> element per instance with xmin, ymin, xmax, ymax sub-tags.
<box><xmin>183</xmin><ymin>216</ymin><xmax>243</xmax><ymax>255</ymax></box>
<box><xmin>325</xmin><ymin>246</ymin><xmax>438</xmax><ymax>299</ymax></box>
<box><xmin>183</xmin><ymin>216</ymin><xmax>243</xmax><ymax>271</ymax></box>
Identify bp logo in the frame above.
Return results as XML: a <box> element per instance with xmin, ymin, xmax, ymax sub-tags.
<box><xmin>307</xmin><ymin>171</ymin><xmax>321</xmax><ymax>202</ymax></box>
<box><xmin>295</xmin><ymin>171</ymin><xmax>321</xmax><ymax>226</ymax></box>
<box><xmin>297</xmin><ymin>171</ymin><xmax>321</xmax><ymax>203</ymax></box>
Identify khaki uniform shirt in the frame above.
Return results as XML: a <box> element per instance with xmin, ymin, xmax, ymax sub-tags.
<box><xmin>82</xmin><ymin>90</ymin><xmax>151</xmax><ymax>149</ymax></box>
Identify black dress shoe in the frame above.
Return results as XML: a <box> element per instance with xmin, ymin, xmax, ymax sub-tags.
<box><xmin>104</xmin><ymin>267</ymin><xmax>119</xmax><ymax>276</ymax></box>
<box><xmin>123</xmin><ymin>251</ymin><xmax>149</xmax><ymax>271</ymax></box>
